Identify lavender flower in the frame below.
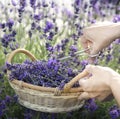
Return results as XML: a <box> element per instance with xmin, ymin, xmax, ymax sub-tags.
<box><xmin>0</xmin><ymin>100</ymin><xmax>6</xmax><ymax>117</ymax></box>
<box><xmin>44</xmin><ymin>21</ymin><xmax>54</xmax><ymax>33</ymax></box>
<box><xmin>6</xmin><ymin>59</ymin><xmax>80</xmax><ymax>88</ymax></box>
<box><xmin>0</xmin><ymin>23</ymin><xmax>5</xmax><ymax>29</ymax></box>
<box><xmin>84</xmin><ymin>99</ymin><xmax>98</xmax><ymax>112</ymax></box>
<box><xmin>6</xmin><ymin>19</ymin><xmax>14</xmax><ymax>30</ymax></box>
<box><xmin>5</xmin><ymin>95</ymin><xmax>11</xmax><ymax>103</ymax></box>
<box><xmin>30</xmin><ymin>0</ymin><xmax>36</xmax><ymax>8</ymax></box>
<box><xmin>106</xmin><ymin>54</ymin><xmax>113</xmax><ymax>63</ymax></box>
<box><xmin>11</xmin><ymin>0</ymin><xmax>18</xmax><ymax>6</ymax></box>
<box><xmin>75</xmin><ymin>0</ymin><xmax>81</xmax><ymax>6</ymax></box>
<box><xmin>109</xmin><ymin>105</ymin><xmax>120</xmax><ymax>119</ymax></box>
<box><xmin>23</xmin><ymin>109</ymin><xmax>33</xmax><ymax>119</ymax></box>
<box><xmin>34</xmin><ymin>14</ymin><xmax>42</xmax><ymax>21</ymax></box>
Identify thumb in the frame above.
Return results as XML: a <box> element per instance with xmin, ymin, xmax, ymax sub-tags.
<box><xmin>85</xmin><ymin>64</ymin><xmax>96</xmax><ymax>74</ymax></box>
<box><xmin>79</xmin><ymin>78</ymin><xmax>87</xmax><ymax>87</ymax></box>
<box><xmin>90</xmin><ymin>44</ymin><xmax>100</xmax><ymax>55</ymax></box>
<box><xmin>78</xmin><ymin>92</ymin><xmax>90</xmax><ymax>101</ymax></box>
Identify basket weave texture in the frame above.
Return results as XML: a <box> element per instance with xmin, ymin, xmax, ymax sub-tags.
<box><xmin>7</xmin><ymin>49</ymin><xmax>88</xmax><ymax>113</ymax></box>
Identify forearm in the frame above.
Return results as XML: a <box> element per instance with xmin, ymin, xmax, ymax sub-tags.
<box><xmin>110</xmin><ymin>75</ymin><xmax>120</xmax><ymax>106</ymax></box>
<box><xmin>111</xmin><ymin>22</ymin><xmax>120</xmax><ymax>40</ymax></box>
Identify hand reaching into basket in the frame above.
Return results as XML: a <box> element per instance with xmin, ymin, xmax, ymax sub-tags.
<box><xmin>80</xmin><ymin>22</ymin><xmax>120</xmax><ymax>61</ymax></box>
<box><xmin>79</xmin><ymin>65</ymin><xmax>120</xmax><ymax>106</ymax></box>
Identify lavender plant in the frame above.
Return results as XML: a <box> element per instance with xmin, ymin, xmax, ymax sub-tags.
<box><xmin>0</xmin><ymin>0</ymin><xmax>120</xmax><ymax>118</ymax></box>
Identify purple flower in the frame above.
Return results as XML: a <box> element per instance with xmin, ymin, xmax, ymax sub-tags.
<box><xmin>113</xmin><ymin>15</ymin><xmax>120</xmax><ymax>23</ymax></box>
<box><xmin>84</xmin><ymin>98</ymin><xmax>98</xmax><ymax>112</ymax></box>
<box><xmin>63</xmin><ymin>8</ymin><xmax>73</xmax><ymax>18</ymax></box>
<box><xmin>75</xmin><ymin>0</ymin><xmax>81</xmax><ymax>6</ymax></box>
<box><xmin>109</xmin><ymin>105</ymin><xmax>120</xmax><ymax>119</ymax></box>
<box><xmin>114</xmin><ymin>39</ymin><xmax>120</xmax><ymax>44</ymax></box>
<box><xmin>11</xmin><ymin>0</ymin><xmax>18</xmax><ymax>6</ymax></box>
<box><xmin>67</xmin><ymin>68</ymin><xmax>75</xmax><ymax>77</ymax></box>
<box><xmin>0</xmin><ymin>73</ymin><xmax>4</xmax><ymax>80</ymax></box>
<box><xmin>90</xmin><ymin>0</ymin><xmax>98</xmax><ymax>6</ymax></box>
<box><xmin>70</xmin><ymin>45</ymin><xmax>77</xmax><ymax>52</ymax></box>
<box><xmin>42</xmin><ymin>1</ymin><xmax>48</xmax><ymax>7</ymax></box>
<box><xmin>5</xmin><ymin>95</ymin><xmax>11</xmax><ymax>103</ymax></box>
<box><xmin>51</xmin><ymin>1</ymin><xmax>56</xmax><ymax>8</ymax></box>
<box><xmin>20</xmin><ymin>0</ymin><xmax>26</xmax><ymax>8</ymax></box>
<box><xmin>13</xmin><ymin>94</ymin><xmax>18</xmax><ymax>103</ymax></box>
<box><xmin>31</xmin><ymin>22</ymin><xmax>36</xmax><ymax>30</ymax></box>
<box><xmin>80</xmin><ymin>60</ymin><xmax>88</xmax><ymax>70</ymax></box>
<box><xmin>0</xmin><ymin>100</ymin><xmax>6</xmax><ymax>110</ymax></box>
<box><xmin>0</xmin><ymin>23</ymin><xmax>5</xmax><ymax>29</ymax></box>
<box><xmin>11</xmin><ymin>30</ymin><xmax>17</xmax><ymax>37</ymax></box>
<box><xmin>47</xmin><ymin>32</ymin><xmax>54</xmax><ymax>40</ymax></box>
<box><xmin>46</xmin><ymin>43</ymin><xmax>54</xmax><ymax>52</ymax></box>
<box><xmin>58</xmin><ymin>80</ymin><xmax>65</xmax><ymax>90</ymax></box>
<box><xmin>44</xmin><ymin>21</ymin><xmax>54</xmax><ymax>33</ymax></box>
<box><xmin>34</xmin><ymin>14</ymin><xmax>42</xmax><ymax>21</ymax></box>
<box><xmin>23</xmin><ymin>109</ymin><xmax>33</xmax><ymax>119</ymax></box>
<box><xmin>30</xmin><ymin>0</ymin><xmax>36</xmax><ymax>8</ymax></box>
<box><xmin>106</xmin><ymin>54</ymin><xmax>113</xmax><ymax>63</ymax></box>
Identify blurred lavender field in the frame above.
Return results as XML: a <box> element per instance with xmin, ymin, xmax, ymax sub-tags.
<box><xmin>0</xmin><ymin>0</ymin><xmax>120</xmax><ymax>119</ymax></box>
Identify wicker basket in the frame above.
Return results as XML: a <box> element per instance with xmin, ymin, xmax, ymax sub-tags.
<box><xmin>7</xmin><ymin>49</ymin><xmax>89</xmax><ymax>113</ymax></box>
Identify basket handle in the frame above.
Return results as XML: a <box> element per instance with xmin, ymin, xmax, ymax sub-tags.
<box><xmin>7</xmin><ymin>48</ymin><xmax>37</xmax><ymax>63</ymax></box>
<box><xmin>63</xmin><ymin>70</ymin><xmax>89</xmax><ymax>92</ymax></box>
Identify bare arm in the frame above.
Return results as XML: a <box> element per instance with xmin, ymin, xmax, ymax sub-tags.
<box><xmin>110</xmin><ymin>76</ymin><xmax>120</xmax><ymax>106</ymax></box>
<box><xmin>81</xmin><ymin>22</ymin><xmax>120</xmax><ymax>55</ymax></box>
<box><xmin>79</xmin><ymin>65</ymin><xmax>120</xmax><ymax>106</ymax></box>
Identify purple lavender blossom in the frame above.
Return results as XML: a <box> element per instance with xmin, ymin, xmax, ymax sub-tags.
<box><xmin>113</xmin><ymin>15</ymin><xmax>120</xmax><ymax>22</ymax></box>
<box><xmin>44</xmin><ymin>21</ymin><xmax>54</xmax><ymax>33</ymax></box>
<box><xmin>75</xmin><ymin>0</ymin><xmax>81</xmax><ymax>6</ymax></box>
<box><xmin>34</xmin><ymin>14</ymin><xmax>42</xmax><ymax>21</ymax></box>
<box><xmin>12</xmin><ymin>94</ymin><xmax>18</xmax><ymax>103</ymax></box>
<box><xmin>46</xmin><ymin>43</ymin><xmax>54</xmax><ymax>52</ymax></box>
<box><xmin>6</xmin><ymin>58</ymin><xmax>80</xmax><ymax>88</ymax></box>
<box><xmin>0</xmin><ymin>101</ymin><xmax>5</xmax><ymax>117</ymax></box>
<box><xmin>106</xmin><ymin>54</ymin><xmax>113</xmax><ymax>63</ymax></box>
<box><xmin>30</xmin><ymin>0</ymin><xmax>36</xmax><ymax>8</ymax></box>
<box><xmin>20</xmin><ymin>0</ymin><xmax>26</xmax><ymax>8</ymax></box>
<box><xmin>6</xmin><ymin>19</ymin><xmax>14</xmax><ymax>29</ymax></box>
<box><xmin>0</xmin><ymin>23</ymin><xmax>5</xmax><ymax>29</ymax></box>
<box><xmin>109</xmin><ymin>105</ymin><xmax>120</xmax><ymax>119</ymax></box>
<box><xmin>84</xmin><ymin>99</ymin><xmax>98</xmax><ymax>112</ymax></box>
<box><xmin>70</xmin><ymin>45</ymin><xmax>77</xmax><ymax>52</ymax></box>
<box><xmin>114</xmin><ymin>39</ymin><xmax>120</xmax><ymax>44</ymax></box>
<box><xmin>23</xmin><ymin>109</ymin><xmax>33</xmax><ymax>119</ymax></box>
<box><xmin>5</xmin><ymin>95</ymin><xmax>11</xmax><ymax>103</ymax></box>
<box><xmin>41</xmin><ymin>1</ymin><xmax>48</xmax><ymax>8</ymax></box>
<box><xmin>11</xmin><ymin>0</ymin><xmax>18</xmax><ymax>6</ymax></box>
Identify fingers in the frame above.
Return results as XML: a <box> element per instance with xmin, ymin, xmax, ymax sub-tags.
<box><xmin>79</xmin><ymin>78</ymin><xmax>95</xmax><ymax>92</ymax></box>
<box><xmin>78</xmin><ymin>91</ymin><xmax>112</xmax><ymax>101</ymax></box>
<box><xmin>84</xmin><ymin>64</ymin><xmax>96</xmax><ymax>74</ymax></box>
<box><xmin>78</xmin><ymin>92</ymin><xmax>90</xmax><ymax>101</ymax></box>
<box><xmin>96</xmin><ymin>91</ymin><xmax>112</xmax><ymax>101</ymax></box>
<box><xmin>80</xmin><ymin>36</ymin><xmax>89</xmax><ymax>48</ymax></box>
<box><xmin>80</xmin><ymin>35</ymin><xmax>99</xmax><ymax>59</ymax></box>
<box><xmin>90</xmin><ymin>43</ymin><xmax>100</xmax><ymax>55</ymax></box>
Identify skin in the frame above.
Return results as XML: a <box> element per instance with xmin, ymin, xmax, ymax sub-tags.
<box><xmin>79</xmin><ymin>22</ymin><xmax>120</xmax><ymax>105</ymax></box>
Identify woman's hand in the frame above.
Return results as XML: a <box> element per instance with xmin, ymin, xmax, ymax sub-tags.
<box><xmin>79</xmin><ymin>65</ymin><xmax>120</xmax><ymax>101</ymax></box>
<box><xmin>80</xmin><ymin>22</ymin><xmax>120</xmax><ymax>57</ymax></box>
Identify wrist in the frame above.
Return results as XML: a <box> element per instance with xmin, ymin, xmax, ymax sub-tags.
<box><xmin>109</xmin><ymin>74</ymin><xmax>120</xmax><ymax>106</ymax></box>
<box><xmin>110</xmin><ymin>23</ymin><xmax>120</xmax><ymax>40</ymax></box>
<box><xmin>110</xmin><ymin>74</ymin><xmax>120</xmax><ymax>89</ymax></box>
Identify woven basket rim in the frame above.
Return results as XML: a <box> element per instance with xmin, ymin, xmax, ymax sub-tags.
<box><xmin>10</xmin><ymin>79</ymin><xmax>83</xmax><ymax>93</ymax></box>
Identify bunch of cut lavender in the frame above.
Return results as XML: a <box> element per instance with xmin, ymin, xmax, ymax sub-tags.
<box><xmin>6</xmin><ymin>58</ymin><xmax>80</xmax><ymax>89</ymax></box>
